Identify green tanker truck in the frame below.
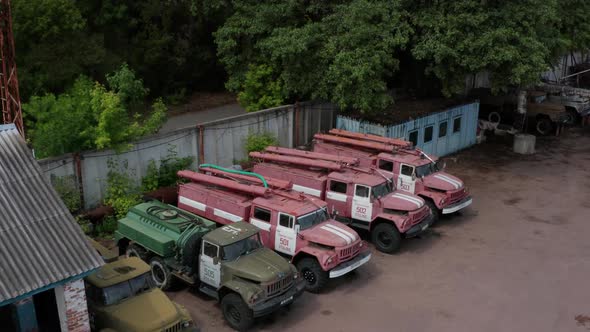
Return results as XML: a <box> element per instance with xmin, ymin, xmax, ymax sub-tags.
<box><xmin>115</xmin><ymin>201</ymin><xmax>305</xmax><ymax>331</ymax></box>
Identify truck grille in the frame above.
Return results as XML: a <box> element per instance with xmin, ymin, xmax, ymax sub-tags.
<box><xmin>448</xmin><ymin>187</ymin><xmax>467</xmax><ymax>204</ymax></box>
<box><xmin>163</xmin><ymin>322</ymin><xmax>183</xmax><ymax>332</ymax></box>
<box><xmin>266</xmin><ymin>276</ymin><xmax>293</xmax><ymax>298</ymax></box>
<box><xmin>338</xmin><ymin>242</ymin><xmax>360</xmax><ymax>262</ymax></box>
<box><xmin>410</xmin><ymin>206</ymin><xmax>430</xmax><ymax>225</ymax></box>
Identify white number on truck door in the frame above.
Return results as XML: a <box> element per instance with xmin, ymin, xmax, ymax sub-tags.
<box><xmin>275</xmin><ymin>213</ymin><xmax>296</xmax><ymax>255</ymax></box>
<box><xmin>200</xmin><ymin>241</ymin><xmax>221</xmax><ymax>288</ymax></box>
<box><xmin>352</xmin><ymin>184</ymin><xmax>372</xmax><ymax>222</ymax></box>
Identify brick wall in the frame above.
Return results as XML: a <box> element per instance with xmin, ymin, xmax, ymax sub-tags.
<box><xmin>56</xmin><ymin>279</ymin><xmax>90</xmax><ymax>332</ymax></box>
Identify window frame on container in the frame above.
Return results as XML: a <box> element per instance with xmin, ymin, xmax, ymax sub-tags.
<box><xmin>408</xmin><ymin>130</ymin><xmax>419</xmax><ymax>146</ymax></box>
<box><xmin>453</xmin><ymin>116</ymin><xmax>462</xmax><ymax>134</ymax></box>
<box><xmin>439</xmin><ymin>121</ymin><xmax>448</xmax><ymax>138</ymax></box>
<box><xmin>424</xmin><ymin>125</ymin><xmax>434</xmax><ymax>143</ymax></box>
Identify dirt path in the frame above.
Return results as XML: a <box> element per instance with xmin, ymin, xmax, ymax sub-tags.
<box><xmin>166</xmin><ymin>128</ymin><xmax>590</xmax><ymax>332</ymax></box>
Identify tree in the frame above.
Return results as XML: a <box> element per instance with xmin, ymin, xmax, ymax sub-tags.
<box><xmin>24</xmin><ymin>67</ymin><xmax>166</xmax><ymax>158</ymax></box>
<box><xmin>557</xmin><ymin>0</ymin><xmax>590</xmax><ymax>54</ymax></box>
<box><xmin>237</xmin><ymin>64</ymin><xmax>284</xmax><ymax>112</ymax></box>
<box><xmin>409</xmin><ymin>0</ymin><xmax>562</xmax><ymax>95</ymax></box>
<box><xmin>215</xmin><ymin>0</ymin><xmax>411</xmax><ymax>113</ymax></box>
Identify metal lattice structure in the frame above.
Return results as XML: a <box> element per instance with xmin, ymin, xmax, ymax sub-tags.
<box><xmin>0</xmin><ymin>0</ymin><xmax>24</xmax><ymax>138</ymax></box>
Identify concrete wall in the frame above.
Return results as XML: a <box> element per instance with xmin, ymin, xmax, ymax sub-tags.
<box><xmin>39</xmin><ymin>102</ymin><xmax>336</xmax><ymax>209</ymax></box>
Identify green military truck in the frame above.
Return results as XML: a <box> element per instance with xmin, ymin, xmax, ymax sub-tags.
<box><xmin>115</xmin><ymin>201</ymin><xmax>306</xmax><ymax>331</ymax></box>
<box><xmin>84</xmin><ymin>256</ymin><xmax>197</xmax><ymax>332</ymax></box>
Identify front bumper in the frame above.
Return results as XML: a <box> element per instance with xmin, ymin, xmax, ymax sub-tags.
<box><xmin>329</xmin><ymin>249</ymin><xmax>372</xmax><ymax>278</ymax></box>
<box><xmin>442</xmin><ymin>196</ymin><xmax>473</xmax><ymax>214</ymax></box>
<box><xmin>404</xmin><ymin>212</ymin><xmax>435</xmax><ymax>238</ymax></box>
<box><xmin>251</xmin><ymin>278</ymin><xmax>306</xmax><ymax>318</ymax></box>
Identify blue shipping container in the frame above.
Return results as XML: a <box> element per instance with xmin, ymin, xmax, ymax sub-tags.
<box><xmin>336</xmin><ymin>102</ymin><xmax>480</xmax><ymax>157</ymax></box>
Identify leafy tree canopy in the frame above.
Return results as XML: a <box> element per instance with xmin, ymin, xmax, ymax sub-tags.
<box><xmin>215</xmin><ymin>0</ymin><xmax>411</xmax><ymax>113</ymax></box>
<box><xmin>24</xmin><ymin>66</ymin><xmax>166</xmax><ymax>158</ymax></box>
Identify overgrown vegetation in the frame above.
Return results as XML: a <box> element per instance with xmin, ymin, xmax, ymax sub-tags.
<box><xmin>141</xmin><ymin>147</ymin><xmax>193</xmax><ymax>192</ymax></box>
<box><xmin>245</xmin><ymin>132</ymin><xmax>278</xmax><ymax>154</ymax></box>
<box><xmin>13</xmin><ymin>0</ymin><xmax>590</xmax><ymax>116</ymax></box>
<box><xmin>23</xmin><ymin>65</ymin><xmax>166</xmax><ymax>158</ymax></box>
<box><xmin>104</xmin><ymin>158</ymin><xmax>141</xmax><ymax>219</ymax></box>
<box><xmin>52</xmin><ymin>175</ymin><xmax>81</xmax><ymax>213</ymax></box>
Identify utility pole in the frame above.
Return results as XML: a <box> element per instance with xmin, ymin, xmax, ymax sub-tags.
<box><xmin>0</xmin><ymin>0</ymin><xmax>24</xmax><ymax>138</ymax></box>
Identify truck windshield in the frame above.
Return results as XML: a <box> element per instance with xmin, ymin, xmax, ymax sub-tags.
<box><xmin>371</xmin><ymin>182</ymin><xmax>392</xmax><ymax>198</ymax></box>
<box><xmin>415</xmin><ymin>163</ymin><xmax>440</xmax><ymax>177</ymax></box>
<box><xmin>297</xmin><ymin>208</ymin><xmax>329</xmax><ymax>230</ymax></box>
<box><xmin>102</xmin><ymin>272</ymin><xmax>155</xmax><ymax>306</ymax></box>
<box><xmin>222</xmin><ymin>234</ymin><xmax>263</xmax><ymax>261</ymax></box>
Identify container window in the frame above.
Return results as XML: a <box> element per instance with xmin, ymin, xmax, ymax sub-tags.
<box><xmin>424</xmin><ymin>126</ymin><xmax>433</xmax><ymax>143</ymax></box>
<box><xmin>378</xmin><ymin>159</ymin><xmax>393</xmax><ymax>171</ymax></box>
<box><xmin>253</xmin><ymin>206</ymin><xmax>271</xmax><ymax>222</ymax></box>
<box><xmin>439</xmin><ymin>121</ymin><xmax>448</xmax><ymax>138</ymax></box>
<box><xmin>329</xmin><ymin>180</ymin><xmax>347</xmax><ymax>193</ymax></box>
<box><xmin>203</xmin><ymin>241</ymin><xmax>218</xmax><ymax>258</ymax></box>
<box><xmin>453</xmin><ymin>117</ymin><xmax>462</xmax><ymax>133</ymax></box>
<box><xmin>401</xmin><ymin>164</ymin><xmax>414</xmax><ymax>176</ymax></box>
<box><xmin>408</xmin><ymin>130</ymin><xmax>418</xmax><ymax>146</ymax></box>
<box><xmin>279</xmin><ymin>213</ymin><xmax>294</xmax><ymax>228</ymax></box>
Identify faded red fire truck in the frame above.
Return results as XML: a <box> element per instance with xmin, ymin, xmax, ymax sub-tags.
<box><xmin>313</xmin><ymin>129</ymin><xmax>472</xmax><ymax>223</ymax></box>
<box><xmin>250</xmin><ymin>147</ymin><xmax>433</xmax><ymax>253</ymax></box>
<box><xmin>176</xmin><ymin>166</ymin><xmax>371</xmax><ymax>293</ymax></box>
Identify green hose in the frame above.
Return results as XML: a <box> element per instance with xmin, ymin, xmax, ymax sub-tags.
<box><xmin>199</xmin><ymin>164</ymin><xmax>268</xmax><ymax>188</ymax></box>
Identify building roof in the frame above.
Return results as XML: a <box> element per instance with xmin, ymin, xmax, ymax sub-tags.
<box><xmin>0</xmin><ymin>125</ymin><xmax>103</xmax><ymax>304</ymax></box>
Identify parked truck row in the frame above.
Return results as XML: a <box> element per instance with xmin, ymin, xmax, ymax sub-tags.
<box><xmin>86</xmin><ymin>129</ymin><xmax>472</xmax><ymax>331</ymax></box>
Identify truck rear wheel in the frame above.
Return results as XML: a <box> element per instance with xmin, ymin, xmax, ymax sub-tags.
<box><xmin>296</xmin><ymin>258</ymin><xmax>328</xmax><ymax>293</ymax></box>
<box><xmin>221</xmin><ymin>293</ymin><xmax>254</xmax><ymax>331</ymax></box>
<box><xmin>535</xmin><ymin>117</ymin><xmax>553</xmax><ymax>135</ymax></box>
<box><xmin>424</xmin><ymin>199</ymin><xmax>440</xmax><ymax>225</ymax></box>
<box><xmin>371</xmin><ymin>223</ymin><xmax>401</xmax><ymax>254</ymax></box>
<box><xmin>149</xmin><ymin>257</ymin><xmax>173</xmax><ymax>290</ymax></box>
<box><xmin>126</xmin><ymin>244</ymin><xmax>148</xmax><ymax>261</ymax></box>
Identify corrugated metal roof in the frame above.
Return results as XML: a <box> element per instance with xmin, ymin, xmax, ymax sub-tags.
<box><xmin>0</xmin><ymin>125</ymin><xmax>103</xmax><ymax>303</ymax></box>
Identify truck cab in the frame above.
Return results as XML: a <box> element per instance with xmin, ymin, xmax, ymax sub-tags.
<box><xmin>84</xmin><ymin>257</ymin><xmax>197</xmax><ymax>332</ymax></box>
<box><xmin>312</xmin><ymin>131</ymin><xmax>472</xmax><ymax>222</ymax></box>
<box><xmin>374</xmin><ymin>152</ymin><xmax>472</xmax><ymax>221</ymax></box>
<box><xmin>115</xmin><ymin>201</ymin><xmax>304</xmax><ymax>331</ymax></box>
<box><xmin>252</xmin><ymin>160</ymin><xmax>432</xmax><ymax>254</ymax></box>
<box><xmin>177</xmin><ymin>168</ymin><xmax>371</xmax><ymax>293</ymax></box>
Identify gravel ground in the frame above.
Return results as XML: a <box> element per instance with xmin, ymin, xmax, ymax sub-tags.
<box><xmin>166</xmin><ymin>128</ymin><xmax>590</xmax><ymax>332</ymax></box>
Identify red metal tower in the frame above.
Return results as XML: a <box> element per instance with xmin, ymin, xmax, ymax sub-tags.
<box><xmin>0</xmin><ymin>0</ymin><xmax>24</xmax><ymax>137</ymax></box>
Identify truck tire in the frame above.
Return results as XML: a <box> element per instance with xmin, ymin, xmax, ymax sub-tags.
<box><xmin>126</xmin><ymin>244</ymin><xmax>148</xmax><ymax>262</ymax></box>
<box><xmin>424</xmin><ymin>199</ymin><xmax>440</xmax><ymax>225</ymax></box>
<box><xmin>149</xmin><ymin>257</ymin><xmax>173</xmax><ymax>290</ymax></box>
<box><xmin>371</xmin><ymin>223</ymin><xmax>401</xmax><ymax>254</ymax></box>
<box><xmin>221</xmin><ymin>293</ymin><xmax>254</xmax><ymax>332</ymax></box>
<box><xmin>296</xmin><ymin>258</ymin><xmax>328</xmax><ymax>293</ymax></box>
<box><xmin>535</xmin><ymin>117</ymin><xmax>553</xmax><ymax>135</ymax></box>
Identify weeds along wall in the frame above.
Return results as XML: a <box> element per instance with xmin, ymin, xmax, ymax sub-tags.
<box><xmin>38</xmin><ymin>102</ymin><xmax>336</xmax><ymax>209</ymax></box>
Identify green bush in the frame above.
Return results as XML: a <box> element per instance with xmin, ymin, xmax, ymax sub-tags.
<box><xmin>51</xmin><ymin>175</ymin><xmax>81</xmax><ymax>213</ymax></box>
<box><xmin>245</xmin><ymin>132</ymin><xmax>278</xmax><ymax>154</ymax></box>
<box><xmin>104</xmin><ymin>159</ymin><xmax>141</xmax><ymax>219</ymax></box>
<box><xmin>237</xmin><ymin>64</ymin><xmax>284</xmax><ymax>113</ymax></box>
<box><xmin>141</xmin><ymin>146</ymin><xmax>193</xmax><ymax>192</ymax></box>
<box><xmin>95</xmin><ymin>216</ymin><xmax>118</xmax><ymax>238</ymax></box>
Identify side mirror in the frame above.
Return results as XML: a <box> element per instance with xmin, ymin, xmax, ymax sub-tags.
<box><xmin>411</xmin><ymin>173</ymin><xmax>416</xmax><ymax>181</ymax></box>
<box><xmin>295</xmin><ymin>224</ymin><xmax>300</xmax><ymax>233</ymax></box>
<box><xmin>213</xmin><ymin>257</ymin><xmax>219</xmax><ymax>265</ymax></box>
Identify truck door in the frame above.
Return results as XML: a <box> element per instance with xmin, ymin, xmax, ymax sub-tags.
<box><xmin>397</xmin><ymin>164</ymin><xmax>416</xmax><ymax>194</ymax></box>
<box><xmin>352</xmin><ymin>184</ymin><xmax>373</xmax><ymax>222</ymax></box>
<box><xmin>199</xmin><ymin>241</ymin><xmax>221</xmax><ymax>288</ymax></box>
<box><xmin>275</xmin><ymin>213</ymin><xmax>296</xmax><ymax>255</ymax></box>
<box><xmin>250</xmin><ymin>206</ymin><xmax>273</xmax><ymax>247</ymax></box>
<box><xmin>326</xmin><ymin>180</ymin><xmax>349</xmax><ymax>218</ymax></box>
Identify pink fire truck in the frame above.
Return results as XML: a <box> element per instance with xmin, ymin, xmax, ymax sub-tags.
<box><xmin>250</xmin><ymin>147</ymin><xmax>433</xmax><ymax>254</ymax></box>
<box><xmin>176</xmin><ymin>167</ymin><xmax>371</xmax><ymax>293</ymax></box>
<box><xmin>312</xmin><ymin>129</ymin><xmax>472</xmax><ymax>223</ymax></box>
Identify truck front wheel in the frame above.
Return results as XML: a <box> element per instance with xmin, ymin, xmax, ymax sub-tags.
<box><xmin>221</xmin><ymin>293</ymin><xmax>254</xmax><ymax>331</ymax></box>
<box><xmin>149</xmin><ymin>257</ymin><xmax>173</xmax><ymax>290</ymax></box>
<box><xmin>371</xmin><ymin>223</ymin><xmax>401</xmax><ymax>254</ymax></box>
<box><xmin>126</xmin><ymin>244</ymin><xmax>148</xmax><ymax>261</ymax></box>
<box><xmin>296</xmin><ymin>258</ymin><xmax>328</xmax><ymax>293</ymax></box>
<box><xmin>424</xmin><ymin>199</ymin><xmax>440</xmax><ymax>225</ymax></box>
